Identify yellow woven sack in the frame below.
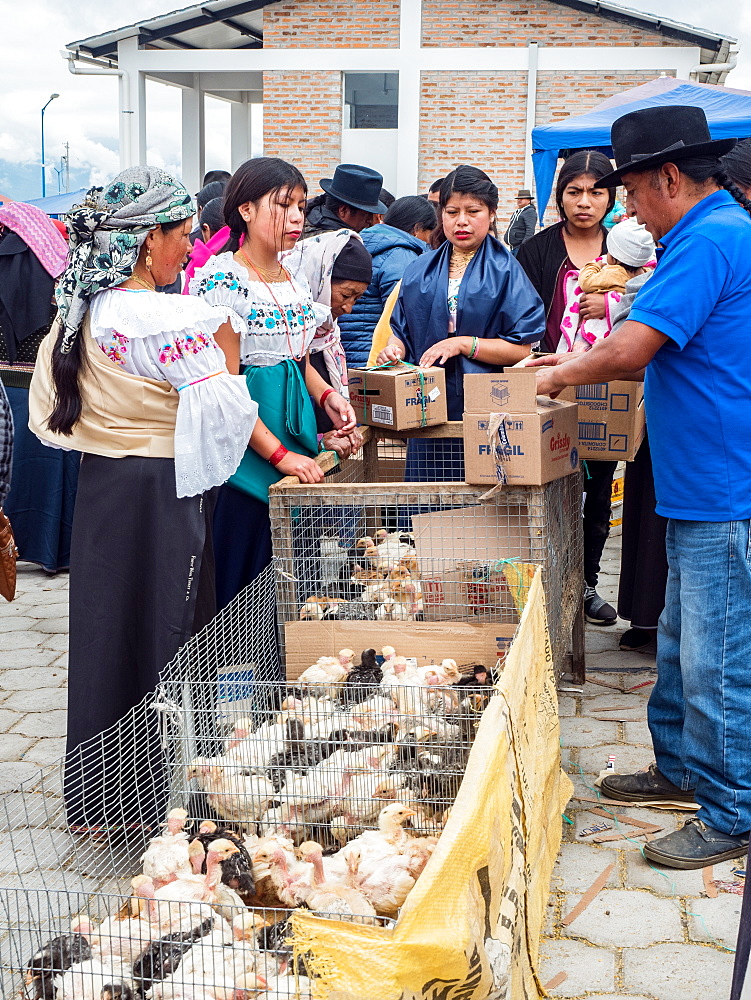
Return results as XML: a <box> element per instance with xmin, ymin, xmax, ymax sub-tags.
<box><xmin>292</xmin><ymin>567</ymin><xmax>572</xmax><ymax>1000</ymax></box>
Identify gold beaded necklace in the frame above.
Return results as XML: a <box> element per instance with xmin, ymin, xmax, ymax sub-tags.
<box><xmin>127</xmin><ymin>273</ymin><xmax>157</xmax><ymax>291</ymax></box>
<box><xmin>448</xmin><ymin>247</ymin><xmax>478</xmax><ymax>278</ymax></box>
<box><xmin>237</xmin><ymin>248</ymin><xmax>287</xmax><ymax>283</ymax></box>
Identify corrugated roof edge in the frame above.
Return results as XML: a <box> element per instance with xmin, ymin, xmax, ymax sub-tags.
<box><xmin>65</xmin><ymin>0</ymin><xmax>735</xmax><ymax>57</ymax></box>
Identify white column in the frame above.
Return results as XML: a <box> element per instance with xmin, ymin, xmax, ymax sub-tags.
<box><xmin>181</xmin><ymin>77</ymin><xmax>205</xmax><ymax>195</ymax></box>
<box><xmin>395</xmin><ymin>0</ymin><xmax>421</xmax><ymax>196</ymax></box>
<box><xmin>117</xmin><ymin>35</ymin><xmax>147</xmax><ymax>169</ymax></box>
<box><xmin>230</xmin><ymin>98</ymin><xmax>253</xmax><ymax>169</ymax></box>
<box><xmin>524</xmin><ymin>42</ymin><xmax>539</xmax><ymax>190</ymax></box>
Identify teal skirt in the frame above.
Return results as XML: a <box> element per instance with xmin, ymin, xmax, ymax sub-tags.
<box><xmin>228</xmin><ymin>359</ymin><xmax>318</xmax><ymax>504</ymax></box>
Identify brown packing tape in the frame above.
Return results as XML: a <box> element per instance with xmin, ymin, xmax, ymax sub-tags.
<box><xmin>585</xmin><ymin>678</ymin><xmax>625</xmax><ymax>691</ymax></box>
<box><xmin>589</xmin><ymin>806</ymin><xmax>664</xmax><ymax>831</ymax></box>
<box><xmin>592</xmin><ymin>825</ymin><xmax>662</xmax><ymax>843</ymax></box>
<box><xmin>560</xmin><ymin>863</ymin><xmax>616</xmax><ymax>927</ymax></box>
<box><xmin>543</xmin><ymin>972</ymin><xmax>568</xmax><ymax>990</ymax></box>
<box><xmin>702</xmin><ymin>866</ymin><xmax>718</xmax><ymax>898</ymax></box>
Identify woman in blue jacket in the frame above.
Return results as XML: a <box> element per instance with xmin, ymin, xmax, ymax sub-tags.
<box><xmin>377</xmin><ymin>166</ymin><xmax>544</xmax><ymax>481</ymax></box>
<box><xmin>338</xmin><ymin>196</ymin><xmax>436</xmax><ymax>367</ymax></box>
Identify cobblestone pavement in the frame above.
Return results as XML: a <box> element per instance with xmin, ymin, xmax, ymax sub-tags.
<box><xmin>0</xmin><ymin>541</ymin><xmax>746</xmax><ymax>999</ymax></box>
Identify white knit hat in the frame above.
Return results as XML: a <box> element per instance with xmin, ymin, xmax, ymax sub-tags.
<box><xmin>606</xmin><ymin>217</ymin><xmax>655</xmax><ymax>268</ymax></box>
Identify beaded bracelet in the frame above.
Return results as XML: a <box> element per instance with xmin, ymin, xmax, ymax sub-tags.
<box><xmin>319</xmin><ymin>387</ymin><xmax>335</xmax><ymax>407</ymax></box>
<box><xmin>469</xmin><ymin>336</ymin><xmax>480</xmax><ymax>360</ymax></box>
<box><xmin>268</xmin><ymin>444</ymin><xmax>288</xmax><ymax>467</ymax></box>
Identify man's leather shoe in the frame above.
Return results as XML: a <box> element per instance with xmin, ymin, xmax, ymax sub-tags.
<box><xmin>600</xmin><ymin>763</ymin><xmax>698</xmax><ymax>808</ymax></box>
<box><xmin>643</xmin><ymin>818</ymin><xmax>749</xmax><ymax>870</ymax></box>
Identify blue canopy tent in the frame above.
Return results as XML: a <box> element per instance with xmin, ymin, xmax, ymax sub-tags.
<box><xmin>23</xmin><ymin>188</ymin><xmax>88</xmax><ymax>216</ymax></box>
<box><xmin>531</xmin><ymin>78</ymin><xmax>751</xmax><ymax>222</ymax></box>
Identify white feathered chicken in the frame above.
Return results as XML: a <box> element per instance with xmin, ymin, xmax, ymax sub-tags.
<box><xmin>140</xmin><ymin>807</ymin><xmax>192</xmax><ymax>888</ymax></box>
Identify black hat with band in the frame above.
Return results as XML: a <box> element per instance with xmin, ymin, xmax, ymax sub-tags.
<box><xmin>594</xmin><ymin>105</ymin><xmax>737</xmax><ymax>188</ymax></box>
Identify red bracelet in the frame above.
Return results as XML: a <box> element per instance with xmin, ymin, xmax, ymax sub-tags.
<box><xmin>319</xmin><ymin>387</ymin><xmax>335</xmax><ymax>407</ymax></box>
<box><xmin>268</xmin><ymin>444</ymin><xmax>288</xmax><ymax>467</ymax></box>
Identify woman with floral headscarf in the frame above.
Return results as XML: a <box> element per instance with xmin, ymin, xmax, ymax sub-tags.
<box><xmin>28</xmin><ymin>167</ymin><xmax>259</xmax><ymax>831</ymax></box>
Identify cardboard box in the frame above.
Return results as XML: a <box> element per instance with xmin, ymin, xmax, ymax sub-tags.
<box><xmin>347</xmin><ymin>364</ymin><xmax>447</xmax><ymax>430</ymax></box>
<box><xmin>284</xmin><ymin>619</ymin><xmax>516</xmax><ymax>680</ymax></box>
<box><xmin>462</xmin><ymin>369</ymin><xmax>579</xmax><ymax>486</ymax></box>
<box><xmin>464</xmin><ymin>368</ymin><xmax>540</xmax><ymax>413</ymax></box>
<box><xmin>462</xmin><ymin>405</ymin><xmax>579</xmax><ymax>486</ymax></box>
<box><xmin>411</xmin><ymin>505</ymin><xmax>530</xmax><ymax>622</ymax></box>
<box><xmin>559</xmin><ymin>382</ymin><xmax>645</xmax><ymax>461</ymax></box>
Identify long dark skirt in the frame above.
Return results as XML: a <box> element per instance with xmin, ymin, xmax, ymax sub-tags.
<box><xmin>617</xmin><ymin>433</ymin><xmax>668</xmax><ymax>629</ymax></box>
<box><xmin>213</xmin><ymin>483</ymin><xmax>273</xmax><ymax>611</ymax></box>
<box><xmin>4</xmin><ymin>385</ymin><xmax>80</xmax><ymax>572</ymax></box>
<box><xmin>64</xmin><ymin>454</ymin><xmax>216</xmax><ymax>831</ymax></box>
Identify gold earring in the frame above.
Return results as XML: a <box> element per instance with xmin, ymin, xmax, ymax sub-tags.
<box><xmin>145</xmin><ymin>250</ymin><xmax>153</xmax><ymax>270</ymax></box>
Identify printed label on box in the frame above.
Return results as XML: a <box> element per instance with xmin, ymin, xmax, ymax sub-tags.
<box><xmin>371</xmin><ymin>404</ymin><xmax>394</xmax><ymax>425</ymax></box>
<box><xmin>577</xmin><ymin>384</ymin><xmax>608</xmax><ymax>401</ymax></box>
<box><xmin>427</xmin><ymin>387</ymin><xmax>441</xmax><ymax>402</ymax></box>
<box><xmin>608</xmin><ymin>433</ymin><xmax>628</xmax><ymax>452</ymax></box>
<box><xmin>579</xmin><ymin>421</ymin><xmax>607</xmax><ymax>442</ymax></box>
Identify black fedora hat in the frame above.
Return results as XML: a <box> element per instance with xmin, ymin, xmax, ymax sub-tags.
<box><xmin>595</xmin><ymin>105</ymin><xmax>737</xmax><ymax>188</ymax></box>
<box><xmin>320</xmin><ymin>163</ymin><xmax>388</xmax><ymax>214</ymax></box>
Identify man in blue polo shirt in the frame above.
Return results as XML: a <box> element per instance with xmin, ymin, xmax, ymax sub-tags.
<box><xmin>529</xmin><ymin>105</ymin><xmax>751</xmax><ymax>869</ymax></box>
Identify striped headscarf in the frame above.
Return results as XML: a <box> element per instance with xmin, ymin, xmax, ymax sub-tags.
<box><xmin>55</xmin><ymin>166</ymin><xmax>194</xmax><ymax>353</ymax></box>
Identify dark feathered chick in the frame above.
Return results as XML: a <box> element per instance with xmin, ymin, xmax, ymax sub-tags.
<box><xmin>455</xmin><ymin>664</ymin><xmax>492</xmax><ymax>688</ymax></box>
<box><xmin>132</xmin><ymin>917</ymin><xmax>213</xmax><ymax>993</ymax></box>
<box><xmin>190</xmin><ymin>821</ymin><xmax>255</xmax><ymax>903</ymax></box>
<box><xmin>255</xmin><ymin>911</ymin><xmax>307</xmax><ymax>976</ymax></box>
<box><xmin>25</xmin><ymin>933</ymin><xmax>93</xmax><ymax>1000</ymax></box>
<box><xmin>329</xmin><ymin>723</ymin><xmax>398</xmax><ymax>750</ymax></box>
<box><xmin>99</xmin><ymin>983</ymin><xmax>134</xmax><ymax>1000</ymax></box>
<box><xmin>265</xmin><ymin>719</ymin><xmax>345</xmax><ymax>791</ymax></box>
<box><xmin>340</xmin><ymin>648</ymin><xmax>383</xmax><ymax>705</ymax></box>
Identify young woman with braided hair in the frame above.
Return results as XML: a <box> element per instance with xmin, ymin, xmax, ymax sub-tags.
<box><xmin>190</xmin><ymin>157</ymin><xmax>357</xmax><ymax>608</ymax></box>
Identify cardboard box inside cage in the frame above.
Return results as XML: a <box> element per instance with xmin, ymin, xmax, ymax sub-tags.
<box><xmin>284</xmin><ymin>619</ymin><xmax>516</xmax><ymax>680</ymax></box>
<box><xmin>559</xmin><ymin>381</ymin><xmax>645</xmax><ymax>461</ymax></box>
<box><xmin>347</xmin><ymin>363</ymin><xmax>447</xmax><ymax>430</ymax></box>
<box><xmin>411</xmin><ymin>504</ymin><xmax>531</xmax><ymax>621</ymax></box>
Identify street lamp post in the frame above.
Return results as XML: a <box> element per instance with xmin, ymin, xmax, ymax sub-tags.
<box><xmin>40</xmin><ymin>94</ymin><xmax>59</xmax><ymax>199</ymax></box>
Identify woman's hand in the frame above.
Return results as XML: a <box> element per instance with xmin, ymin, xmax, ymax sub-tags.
<box><xmin>323</xmin><ymin>392</ymin><xmax>357</xmax><ymax>433</ymax></box>
<box><xmin>376</xmin><ymin>343</ymin><xmax>404</xmax><ymax>365</ymax></box>
<box><xmin>322</xmin><ymin>426</ymin><xmax>363</xmax><ymax>460</ymax></box>
<box><xmin>579</xmin><ymin>293</ymin><xmax>606</xmax><ymax>321</ymax></box>
<box><xmin>419</xmin><ymin>337</ymin><xmax>467</xmax><ymax>367</ymax></box>
<box><xmin>274</xmin><ymin>451</ymin><xmax>325</xmax><ymax>483</ymax></box>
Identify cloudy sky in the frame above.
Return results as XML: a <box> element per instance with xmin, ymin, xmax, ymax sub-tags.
<box><xmin>1</xmin><ymin>0</ymin><xmax>749</xmax><ymax>200</ymax></box>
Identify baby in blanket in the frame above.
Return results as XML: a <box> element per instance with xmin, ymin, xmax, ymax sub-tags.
<box><xmin>558</xmin><ymin>217</ymin><xmax>655</xmax><ymax>353</ymax></box>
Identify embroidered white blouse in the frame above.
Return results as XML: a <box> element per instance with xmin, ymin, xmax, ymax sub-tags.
<box><xmin>190</xmin><ymin>252</ymin><xmax>318</xmax><ymax>367</ymax></box>
<box><xmin>89</xmin><ymin>288</ymin><xmax>259</xmax><ymax>498</ymax></box>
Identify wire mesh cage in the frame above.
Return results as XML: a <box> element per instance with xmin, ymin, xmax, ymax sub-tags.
<box><xmin>269</xmin><ymin>426</ymin><xmax>583</xmax><ymax>678</ymax></box>
<box><xmin>0</xmin><ymin>568</ymin><xmax>499</xmax><ymax>1000</ymax></box>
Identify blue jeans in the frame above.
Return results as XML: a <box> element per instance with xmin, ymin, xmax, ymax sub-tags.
<box><xmin>649</xmin><ymin>519</ymin><xmax>751</xmax><ymax>835</ymax></box>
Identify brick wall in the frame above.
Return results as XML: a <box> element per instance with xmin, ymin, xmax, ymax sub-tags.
<box><xmin>262</xmin><ymin>71</ymin><xmax>342</xmax><ymax>188</ymax></box>
<box><xmin>535</xmin><ymin>70</ymin><xmax>675</xmax><ymax>126</ymax></box>
<box><xmin>419</xmin><ymin>70</ymin><xmax>528</xmax><ymax>207</ymax></box>
<box><xmin>264</xmin><ymin>0</ymin><xmax>400</xmax><ymax>47</ymax></box>
<box><xmin>421</xmin><ymin>0</ymin><xmax>686</xmax><ymax>47</ymax></box>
